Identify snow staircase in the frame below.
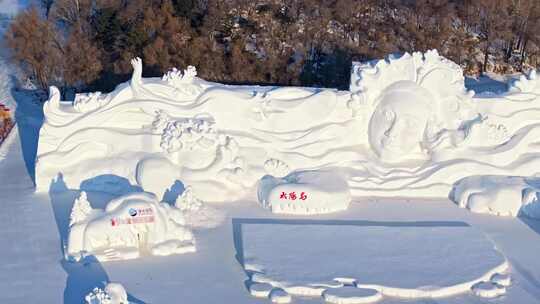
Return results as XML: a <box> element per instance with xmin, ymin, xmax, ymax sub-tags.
<box><xmin>102</xmin><ymin>248</ymin><xmax>122</xmax><ymax>261</ymax></box>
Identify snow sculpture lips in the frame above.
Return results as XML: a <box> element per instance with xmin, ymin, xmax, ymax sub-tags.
<box><xmin>257</xmin><ymin>170</ymin><xmax>351</xmax><ymax>215</ymax></box>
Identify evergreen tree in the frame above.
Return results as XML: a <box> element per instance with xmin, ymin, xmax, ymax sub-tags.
<box><xmin>69</xmin><ymin>192</ymin><xmax>93</xmax><ymax>227</ymax></box>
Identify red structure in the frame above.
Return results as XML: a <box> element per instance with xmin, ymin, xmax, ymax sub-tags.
<box><xmin>0</xmin><ymin>103</ymin><xmax>14</xmax><ymax>145</ymax></box>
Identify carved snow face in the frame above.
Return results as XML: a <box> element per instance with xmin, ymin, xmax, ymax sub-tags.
<box><xmin>368</xmin><ymin>81</ymin><xmax>433</xmax><ymax>163</ymax></box>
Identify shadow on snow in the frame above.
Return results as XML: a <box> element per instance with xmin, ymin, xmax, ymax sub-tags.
<box><xmin>231</xmin><ymin>217</ymin><xmax>470</xmax><ymax>268</ymax></box>
<box><xmin>48</xmin><ymin>173</ymin><xmax>146</xmax><ymax>304</ymax></box>
<box><xmin>11</xmin><ymin>81</ymin><xmax>44</xmax><ymax>183</ymax></box>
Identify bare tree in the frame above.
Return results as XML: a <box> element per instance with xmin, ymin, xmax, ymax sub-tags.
<box><xmin>474</xmin><ymin>0</ymin><xmax>513</xmax><ymax>74</ymax></box>
<box><xmin>50</xmin><ymin>0</ymin><xmax>94</xmax><ymax>27</ymax></box>
<box><xmin>41</xmin><ymin>0</ymin><xmax>55</xmax><ymax>17</ymax></box>
<box><xmin>63</xmin><ymin>24</ymin><xmax>103</xmax><ymax>89</ymax></box>
<box><xmin>7</xmin><ymin>0</ymin><xmax>540</xmax><ymax>95</ymax></box>
<box><xmin>5</xmin><ymin>6</ymin><xmax>63</xmax><ymax>91</ymax></box>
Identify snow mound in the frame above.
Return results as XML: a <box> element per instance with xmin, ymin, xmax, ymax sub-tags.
<box><xmin>67</xmin><ymin>191</ymin><xmax>195</xmax><ymax>262</ymax></box>
<box><xmin>85</xmin><ymin>282</ymin><xmax>128</xmax><ymax>304</ymax></box>
<box><xmin>491</xmin><ymin>273</ymin><xmax>512</xmax><ymax>287</ymax></box>
<box><xmin>235</xmin><ymin>220</ymin><xmax>509</xmax><ymax>302</ymax></box>
<box><xmin>508</xmin><ymin>69</ymin><xmax>540</xmax><ymax>100</ymax></box>
<box><xmin>471</xmin><ymin>282</ymin><xmax>506</xmax><ymax>298</ymax></box>
<box><xmin>257</xmin><ymin>170</ymin><xmax>351</xmax><ymax>214</ymax></box>
<box><xmin>173</xmin><ymin>186</ymin><xmax>226</xmax><ymax>228</ymax></box>
<box><xmin>451</xmin><ymin>175</ymin><xmax>540</xmax><ymax>219</ymax></box>
<box><xmin>249</xmin><ymin>282</ymin><xmax>274</xmax><ymax>298</ymax></box>
<box><xmin>151</xmin><ymin>239</ymin><xmax>196</xmax><ymax>256</ymax></box>
<box><xmin>269</xmin><ymin>288</ymin><xmax>291</xmax><ymax>303</ymax></box>
<box><xmin>323</xmin><ymin>287</ymin><xmax>382</xmax><ymax>304</ymax></box>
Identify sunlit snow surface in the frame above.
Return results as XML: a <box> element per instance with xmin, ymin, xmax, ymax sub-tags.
<box><xmin>1</xmin><ymin>1</ymin><xmax>540</xmax><ymax>303</ymax></box>
<box><xmin>235</xmin><ymin>219</ymin><xmax>509</xmax><ymax>301</ymax></box>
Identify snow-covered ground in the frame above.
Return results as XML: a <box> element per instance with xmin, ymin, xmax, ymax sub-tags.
<box><xmin>240</xmin><ymin>220</ymin><xmax>509</xmax><ymax>300</ymax></box>
<box><xmin>2</xmin><ymin>128</ymin><xmax>540</xmax><ymax>303</ymax></box>
<box><xmin>1</xmin><ymin>2</ymin><xmax>540</xmax><ymax>302</ymax></box>
<box><xmin>0</xmin><ymin>0</ymin><xmax>31</xmax><ymax>17</ymax></box>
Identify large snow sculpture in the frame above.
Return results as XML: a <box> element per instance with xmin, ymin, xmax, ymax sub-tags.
<box><xmin>67</xmin><ymin>192</ymin><xmax>195</xmax><ymax>262</ymax></box>
<box><xmin>35</xmin><ymin>50</ymin><xmax>540</xmax><ymax>206</ymax></box>
<box><xmin>35</xmin><ymin>57</ymin><xmax>358</xmax><ymax>203</ymax></box>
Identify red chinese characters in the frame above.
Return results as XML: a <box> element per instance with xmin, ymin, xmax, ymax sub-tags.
<box><xmin>279</xmin><ymin>191</ymin><xmax>308</xmax><ymax>201</ymax></box>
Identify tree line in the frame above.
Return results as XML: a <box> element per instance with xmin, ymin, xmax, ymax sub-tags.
<box><xmin>5</xmin><ymin>0</ymin><xmax>540</xmax><ymax>97</ymax></box>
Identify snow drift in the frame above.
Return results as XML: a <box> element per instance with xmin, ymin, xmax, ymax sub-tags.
<box><xmin>451</xmin><ymin>175</ymin><xmax>540</xmax><ymax>218</ymax></box>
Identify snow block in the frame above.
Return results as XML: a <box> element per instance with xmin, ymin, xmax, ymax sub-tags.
<box><xmin>67</xmin><ymin>192</ymin><xmax>195</xmax><ymax>262</ymax></box>
<box><xmin>257</xmin><ymin>170</ymin><xmax>351</xmax><ymax>215</ymax></box>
